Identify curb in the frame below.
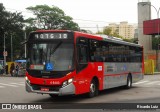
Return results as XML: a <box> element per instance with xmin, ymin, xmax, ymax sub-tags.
<box><xmin>0</xmin><ymin>74</ymin><xmax>12</xmax><ymax>77</ymax></box>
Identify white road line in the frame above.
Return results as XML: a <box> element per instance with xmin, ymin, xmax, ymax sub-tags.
<box><xmin>9</xmin><ymin>83</ymin><xmax>24</xmax><ymax>86</ymax></box>
<box><xmin>0</xmin><ymin>86</ymin><xmax>5</xmax><ymax>88</ymax></box>
<box><xmin>145</xmin><ymin>81</ymin><xmax>160</xmax><ymax>85</ymax></box>
<box><xmin>0</xmin><ymin>83</ymin><xmax>19</xmax><ymax>87</ymax></box>
<box><xmin>18</xmin><ymin>82</ymin><xmax>25</xmax><ymax>84</ymax></box>
<box><xmin>134</xmin><ymin>80</ymin><xmax>149</xmax><ymax>85</ymax></box>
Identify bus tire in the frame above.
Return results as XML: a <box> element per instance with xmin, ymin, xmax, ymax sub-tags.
<box><xmin>88</xmin><ymin>79</ymin><xmax>98</xmax><ymax>98</ymax></box>
<box><xmin>125</xmin><ymin>74</ymin><xmax>132</xmax><ymax>89</ymax></box>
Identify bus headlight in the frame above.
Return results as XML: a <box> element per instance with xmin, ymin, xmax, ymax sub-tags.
<box><xmin>68</xmin><ymin>78</ymin><xmax>73</xmax><ymax>83</ymax></box>
<box><xmin>25</xmin><ymin>76</ymin><xmax>30</xmax><ymax>85</ymax></box>
<box><xmin>62</xmin><ymin>78</ymin><xmax>73</xmax><ymax>87</ymax></box>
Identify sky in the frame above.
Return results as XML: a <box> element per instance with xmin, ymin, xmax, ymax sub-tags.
<box><xmin>0</xmin><ymin>0</ymin><xmax>160</xmax><ymax>32</ymax></box>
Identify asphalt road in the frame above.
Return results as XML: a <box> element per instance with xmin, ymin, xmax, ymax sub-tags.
<box><xmin>0</xmin><ymin>75</ymin><xmax>160</xmax><ymax>103</ymax></box>
<box><xmin>0</xmin><ymin>75</ymin><xmax>160</xmax><ymax>111</ymax></box>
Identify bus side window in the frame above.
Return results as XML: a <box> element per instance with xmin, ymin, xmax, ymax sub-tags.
<box><xmin>76</xmin><ymin>37</ymin><xmax>88</xmax><ymax>73</ymax></box>
<box><xmin>78</xmin><ymin>45</ymin><xmax>88</xmax><ymax>64</ymax></box>
<box><xmin>90</xmin><ymin>40</ymin><xmax>103</xmax><ymax>62</ymax></box>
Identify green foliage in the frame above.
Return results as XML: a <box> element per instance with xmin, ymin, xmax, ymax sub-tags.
<box><xmin>96</xmin><ymin>26</ymin><xmax>139</xmax><ymax>44</ymax></box>
<box><xmin>96</xmin><ymin>27</ymin><xmax>122</xmax><ymax>38</ymax></box>
<box><xmin>152</xmin><ymin>36</ymin><xmax>160</xmax><ymax>50</ymax></box>
<box><xmin>0</xmin><ymin>3</ymin><xmax>24</xmax><ymax>61</ymax></box>
<box><xmin>25</xmin><ymin>5</ymin><xmax>80</xmax><ymax>30</ymax></box>
<box><xmin>123</xmin><ymin>38</ymin><xmax>138</xmax><ymax>44</ymax></box>
<box><xmin>0</xmin><ymin>4</ymin><xmax>81</xmax><ymax>61</ymax></box>
<box><xmin>103</xmin><ymin>27</ymin><xmax>112</xmax><ymax>35</ymax></box>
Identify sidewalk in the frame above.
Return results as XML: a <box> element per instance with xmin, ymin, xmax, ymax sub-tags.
<box><xmin>0</xmin><ymin>73</ymin><xmax>25</xmax><ymax>77</ymax></box>
<box><xmin>0</xmin><ymin>73</ymin><xmax>12</xmax><ymax>77</ymax></box>
<box><xmin>141</xmin><ymin>72</ymin><xmax>160</xmax><ymax>75</ymax></box>
<box><xmin>154</xmin><ymin>72</ymin><xmax>160</xmax><ymax>75</ymax></box>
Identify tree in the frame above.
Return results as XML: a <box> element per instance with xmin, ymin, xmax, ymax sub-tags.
<box><xmin>0</xmin><ymin>3</ymin><xmax>24</xmax><ymax>61</ymax></box>
<box><xmin>152</xmin><ymin>36</ymin><xmax>160</xmax><ymax>50</ymax></box>
<box><xmin>25</xmin><ymin>5</ymin><xmax>79</xmax><ymax>30</ymax></box>
<box><xmin>103</xmin><ymin>27</ymin><xmax>112</xmax><ymax>35</ymax></box>
<box><xmin>96</xmin><ymin>27</ymin><xmax>123</xmax><ymax>38</ymax></box>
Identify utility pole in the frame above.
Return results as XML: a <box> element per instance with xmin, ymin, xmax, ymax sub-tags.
<box><xmin>11</xmin><ymin>34</ymin><xmax>13</xmax><ymax>61</ymax></box>
<box><xmin>96</xmin><ymin>24</ymin><xmax>99</xmax><ymax>33</ymax></box>
<box><xmin>3</xmin><ymin>33</ymin><xmax>7</xmax><ymax>74</ymax></box>
<box><xmin>24</xmin><ymin>31</ymin><xmax>27</xmax><ymax>58</ymax></box>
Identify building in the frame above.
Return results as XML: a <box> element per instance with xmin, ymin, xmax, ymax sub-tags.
<box><xmin>137</xmin><ymin>0</ymin><xmax>160</xmax><ymax>71</ymax></box>
<box><xmin>138</xmin><ymin>0</ymin><xmax>152</xmax><ymax>54</ymax></box>
<box><xmin>107</xmin><ymin>21</ymin><xmax>135</xmax><ymax>39</ymax></box>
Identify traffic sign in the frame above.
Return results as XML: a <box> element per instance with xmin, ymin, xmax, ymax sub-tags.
<box><xmin>3</xmin><ymin>51</ymin><xmax>7</xmax><ymax>56</ymax></box>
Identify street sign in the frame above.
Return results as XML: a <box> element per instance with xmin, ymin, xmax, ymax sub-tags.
<box><xmin>3</xmin><ymin>51</ymin><xmax>7</xmax><ymax>56</ymax></box>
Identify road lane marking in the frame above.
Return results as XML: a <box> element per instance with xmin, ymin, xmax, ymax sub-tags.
<box><xmin>0</xmin><ymin>83</ymin><xmax>19</xmax><ymax>87</ymax></box>
<box><xmin>0</xmin><ymin>86</ymin><xmax>5</xmax><ymax>88</ymax></box>
<box><xmin>9</xmin><ymin>83</ymin><xmax>24</xmax><ymax>86</ymax></box>
<box><xmin>134</xmin><ymin>80</ymin><xmax>149</xmax><ymax>85</ymax></box>
<box><xmin>145</xmin><ymin>81</ymin><xmax>160</xmax><ymax>85</ymax></box>
<box><xmin>18</xmin><ymin>82</ymin><xmax>25</xmax><ymax>83</ymax></box>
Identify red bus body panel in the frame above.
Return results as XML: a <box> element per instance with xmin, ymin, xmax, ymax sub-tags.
<box><xmin>26</xmin><ymin>30</ymin><xmax>144</xmax><ymax>96</ymax></box>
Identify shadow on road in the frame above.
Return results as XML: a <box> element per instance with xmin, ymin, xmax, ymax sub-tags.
<box><xmin>31</xmin><ymin>86</ymin><xmax>140</xmax><ymax>103</ymax></box>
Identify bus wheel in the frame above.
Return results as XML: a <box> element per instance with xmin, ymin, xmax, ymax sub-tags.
<box><xmin>125</xmin><ymin>75</ymin><xmax>132</xmax><ymax>89</ymax></box>
<box><xmin>88</xmin><ymin>79</ymin><xmax>98</xmax><ymax>98</ymax></box>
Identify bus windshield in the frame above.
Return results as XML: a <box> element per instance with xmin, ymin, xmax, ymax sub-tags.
<box><xmin>28</xmin><ymin>42</ymin><xmax>74</xmax><ymax>71</ymax></box>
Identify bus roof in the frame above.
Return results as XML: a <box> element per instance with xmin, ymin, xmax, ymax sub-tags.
<box><xmin>95</xmin><ymin>34</ymin><xmax>142</xmax><ymax>48</ymax></box>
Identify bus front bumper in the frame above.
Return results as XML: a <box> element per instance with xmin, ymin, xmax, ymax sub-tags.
<box><xmin>25</xmin><ymin>81</ymin><xmax>75</xmax><ymax>96</ymax></box>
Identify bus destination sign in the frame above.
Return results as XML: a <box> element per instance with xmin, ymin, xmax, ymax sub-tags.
<box><xmin>34</xmin><ymin>33</ymin><xmax>68</xmax><ymax>39</ymax></box>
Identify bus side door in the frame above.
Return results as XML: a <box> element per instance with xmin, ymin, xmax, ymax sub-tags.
<box><xmin>75</xmin><ymin>37</ymin><xmax>90</xmax><ymax>94</ymax></box>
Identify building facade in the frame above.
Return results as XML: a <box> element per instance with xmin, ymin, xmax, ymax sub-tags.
<box><xmin>107</xmin><ymin>21</ymin><xmax>135</xmax><ymax>39</ymax></box>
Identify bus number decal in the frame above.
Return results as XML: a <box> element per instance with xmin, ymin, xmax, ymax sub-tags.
<box><xmin>34</xmin><ymin>33</ymin><xmax>68</xmax><ymax>39</ymax></box>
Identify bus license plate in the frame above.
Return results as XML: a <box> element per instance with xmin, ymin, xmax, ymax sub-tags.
<box><xmin>41</xmin><ymin>87</ymin><xmax>49</xmax><ymax>91</ymax></box>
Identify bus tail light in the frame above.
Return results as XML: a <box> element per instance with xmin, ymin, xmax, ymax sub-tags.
<box><xmin>62</xmin><ymin>78</ymin><xmax>73</xmax><ymax>87</ymax></box>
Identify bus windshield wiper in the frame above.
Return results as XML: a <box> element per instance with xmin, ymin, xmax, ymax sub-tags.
<box><xmin>48</xmin><ymin>41</ymin><xmax>63</xmax><ymax>62</ymax></box>
<box><xmin>46</xmin><ymin>41</ymin><xmax>62</xmax><ymax>62</ymax></box>
<box><xmin>50</xmin><ymin>41</ymin><xmax>62</xmax><ymax>55</ymax></box>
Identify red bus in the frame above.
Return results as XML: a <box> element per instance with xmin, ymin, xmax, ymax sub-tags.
<box><xmin>25</xmin><ymin>30</ymin><xmax>144</xmax><ymax>97</ymax></box>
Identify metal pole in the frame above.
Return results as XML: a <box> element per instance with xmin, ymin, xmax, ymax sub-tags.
<box><xmin>11</xmin><ymin>34</ymin><xmax>13</xmax><ymax>61</ymax></box>
<box><xmin>24</xmin><ymin>31</ymin><xmax>27</xmax><ymax>58</ymax></box>
<box><xmin>145</xmin><ymin>4</ymin><xmax>160</xmax><ymax>71</ymax></box>
<box><xmin>157</xmin><ymin>8</ymin><xmax>160</xmax><ymax>71</ymax></box>
<box><xmin>3</xmin><ymin>33</ymin><xmax>6</xmax><ymax>74</ymax></box>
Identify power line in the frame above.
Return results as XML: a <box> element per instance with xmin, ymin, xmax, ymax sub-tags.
<box><xmin>73</xmin><ymin>19</ymin><xmax>112</xmax><ymax>23</ymax></box>
<box><xmin>5</xmin><ymin>7</ymin><xmax>139</xmax><ymax>24</ymax></box>
<box><xmin>5</xmin><ymin>7</ymin><xmax>33</xmax><ymax>14</ymax></box>
<box><xmin>4</xmin><ymin>7</ymin><xmax>148</xmax><ymax>29</ymax></box>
